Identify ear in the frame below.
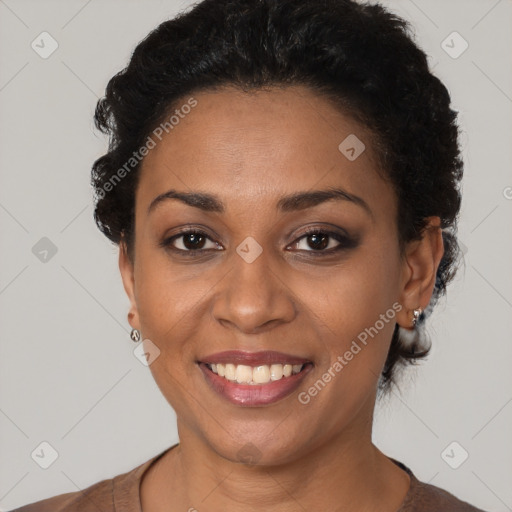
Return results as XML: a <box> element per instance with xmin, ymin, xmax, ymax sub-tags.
<box><xmin>396</xmin><ymin>216</ymin><xmax>444</xmax><ymax>329</ymax></box>
<box><xmin>118</xmin><ymin>237</ymin><xmax>140</xmax><ymax>331</ymax></box>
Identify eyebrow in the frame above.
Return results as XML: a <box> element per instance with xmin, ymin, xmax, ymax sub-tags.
<box><xmin>147</xmin><ymin>186</ymin><xmax>373</xmax><ymax>219</ymax></box>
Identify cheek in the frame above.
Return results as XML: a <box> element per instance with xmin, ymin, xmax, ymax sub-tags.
<box><xmin>132</xmin><ymin>244</ymin><xmax>205</xmax><ymax>358</ymax></box>
<box><xmin>308</xmin><ymin>238</ymin><xmax>401</xmax><ymax>338</ymax></box>
<box><xmin>300</xmin><ymin>239</ymin><xmax>402</xmax><ymax>405</ymax></box>
<box><xmin>296</xmin><ymin>246</ymin><xmax>402</xmax><ymax>425</ymax></box>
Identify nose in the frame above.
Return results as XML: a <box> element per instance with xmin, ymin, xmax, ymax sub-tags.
<box><xmin>211</xmin><ymin>244</ymin><xmax>297</xmax><ymax>334</ymax></box>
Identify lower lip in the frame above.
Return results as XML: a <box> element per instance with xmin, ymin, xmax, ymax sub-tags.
<box><xmin>198</xmin><ymin>363</ymin><xmax>313</xmax><ymax>407</ymax></box>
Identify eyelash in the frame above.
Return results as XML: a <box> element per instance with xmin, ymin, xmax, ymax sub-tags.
<box><xmin>159</xmin><ymin>226</ymin><xmax>357</xmax><ymax>257</ymax></box>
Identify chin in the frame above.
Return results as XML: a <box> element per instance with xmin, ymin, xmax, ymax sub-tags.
<box><xmin>202</xmin><ymin>428</ymin><xmax>311</xmax><ymax>467</ymax></box>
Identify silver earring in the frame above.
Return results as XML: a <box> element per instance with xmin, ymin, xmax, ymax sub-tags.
<box><xmin>412</xmin><ymin>308</ymin><xmax>422</xmax><ymax>327</ymax></box>
<box><xmin>130</xmin><ymin>328</ymin><xmax>141</xmax><ymax>342</ymax></box>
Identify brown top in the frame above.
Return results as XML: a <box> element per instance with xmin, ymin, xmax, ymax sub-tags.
<box><xmin>11</xmin><ymin>444</ymin><xmax>488</xmax><ymax>512</ymax></box>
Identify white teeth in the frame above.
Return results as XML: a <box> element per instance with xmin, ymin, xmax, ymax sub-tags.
<box><xmin>253</xmin><ymin>365</ymin><xmax>270</xmax><ymax>384</ymax></box>
<box><xmin>225</xmin><ymin>363</ymin><xmax>236</xmax><ymax>381</ymax></box>
<box><xmin>236</xmin><ymin>364</ymin><xmax>253</xmax><ymax>384</ymax></box>
<box><xmin>207</xmin><ymin>362</ymin><xmax>304</xmax><ymax>384</ymax></box>
<box><xmin>270</xmin><ymin>364</ymin><xmax>283</xmax><ymax>381</ymax></box>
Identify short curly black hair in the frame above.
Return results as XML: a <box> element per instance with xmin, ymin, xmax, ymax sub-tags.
<box><xmin>91</xmin><ymin>0</ymin><xmax>464</xmax><ymax>395</ymax></box>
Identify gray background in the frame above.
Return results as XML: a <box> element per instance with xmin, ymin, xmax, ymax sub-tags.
<box><xmin>0</xmin><ymin>0</ymin><xmax>511</xmax><ymax>510</ymax></box>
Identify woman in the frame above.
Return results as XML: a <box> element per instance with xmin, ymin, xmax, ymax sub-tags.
<box><xmin>13</xmin><ymin>0</ymin><xmax>488</xmax><ymax>510</ymax></box>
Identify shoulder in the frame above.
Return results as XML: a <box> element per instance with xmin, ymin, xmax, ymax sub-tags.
<box><xmin>9</xmin><ymin>478</ymin><xmax>113</xmax><ymax>512</ymax></box>
<box><xmin>406</xmin><ymin>479</ymin><xmax>489</xmax><ymax>511</ymax></box>
<box><xmin>9</xmin><ymin>446</ymin><xmax>174</xmax><ymax>512</ymax></box>
<box><xmin>393</xmin><ymin>459</ymin><xmax>490</xmax><ymax>512</ymax></box>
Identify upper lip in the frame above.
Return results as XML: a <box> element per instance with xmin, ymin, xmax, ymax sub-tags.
<box><xmin>199</xmin><ymin>350</ymin><xmax>311</xmax><ymax>366</ymax></box>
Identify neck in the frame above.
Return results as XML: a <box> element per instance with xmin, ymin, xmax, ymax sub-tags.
<box><xmin>141</xmin><ymin>402</ymin><xmax>410</xmax><ymax>511</ymax></box>
<box><xmin>179</xmin><ymin>432</ymin><xmax>380</xmax><ymax>511</ymax></box>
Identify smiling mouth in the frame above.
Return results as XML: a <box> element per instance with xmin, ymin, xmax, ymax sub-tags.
<box><xmin>197</xmin><ymin>350</ymin><xmax>314</xmax><ymax>406</ymax></box>
<box><xmin>205</xmin><ymin>362</ymin><xmax>308</xmax><ymax>385</ymax></box>
<box><xmin>198</xmin><ymin>354</ymin><xmax>314</xmax><ymax>406</ymax></box>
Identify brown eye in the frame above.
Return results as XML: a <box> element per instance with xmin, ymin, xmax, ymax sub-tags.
<box><xmin>179</xmin><ymin>232</ymin><xmax>207</xmax><ymax>250</ymax></box>
<box><xmin>302</xmin><ymin>232</ymin><xmax>330</xmax><ymax>251</ymax></box>
<box><xmin>290</xmin><ymin>229</ymin><xmax>358</xmax><ymax>254</ymax></box>
<box><xmin>161</xmin><ymin>229</ymin><xmax>221</xmax><ymax>253</ymax></box>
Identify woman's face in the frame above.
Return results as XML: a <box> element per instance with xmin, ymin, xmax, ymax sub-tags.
<box><xmin>120</xmin><ymin>85</ymin><xmax>432</xmax><ymax>464</ymax></box>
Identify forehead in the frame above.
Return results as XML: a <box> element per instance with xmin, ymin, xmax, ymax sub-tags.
<box><xmin>136</xmin><ymin>85</ymin><xmax>393</xmax><ymax>217</ymax></box>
